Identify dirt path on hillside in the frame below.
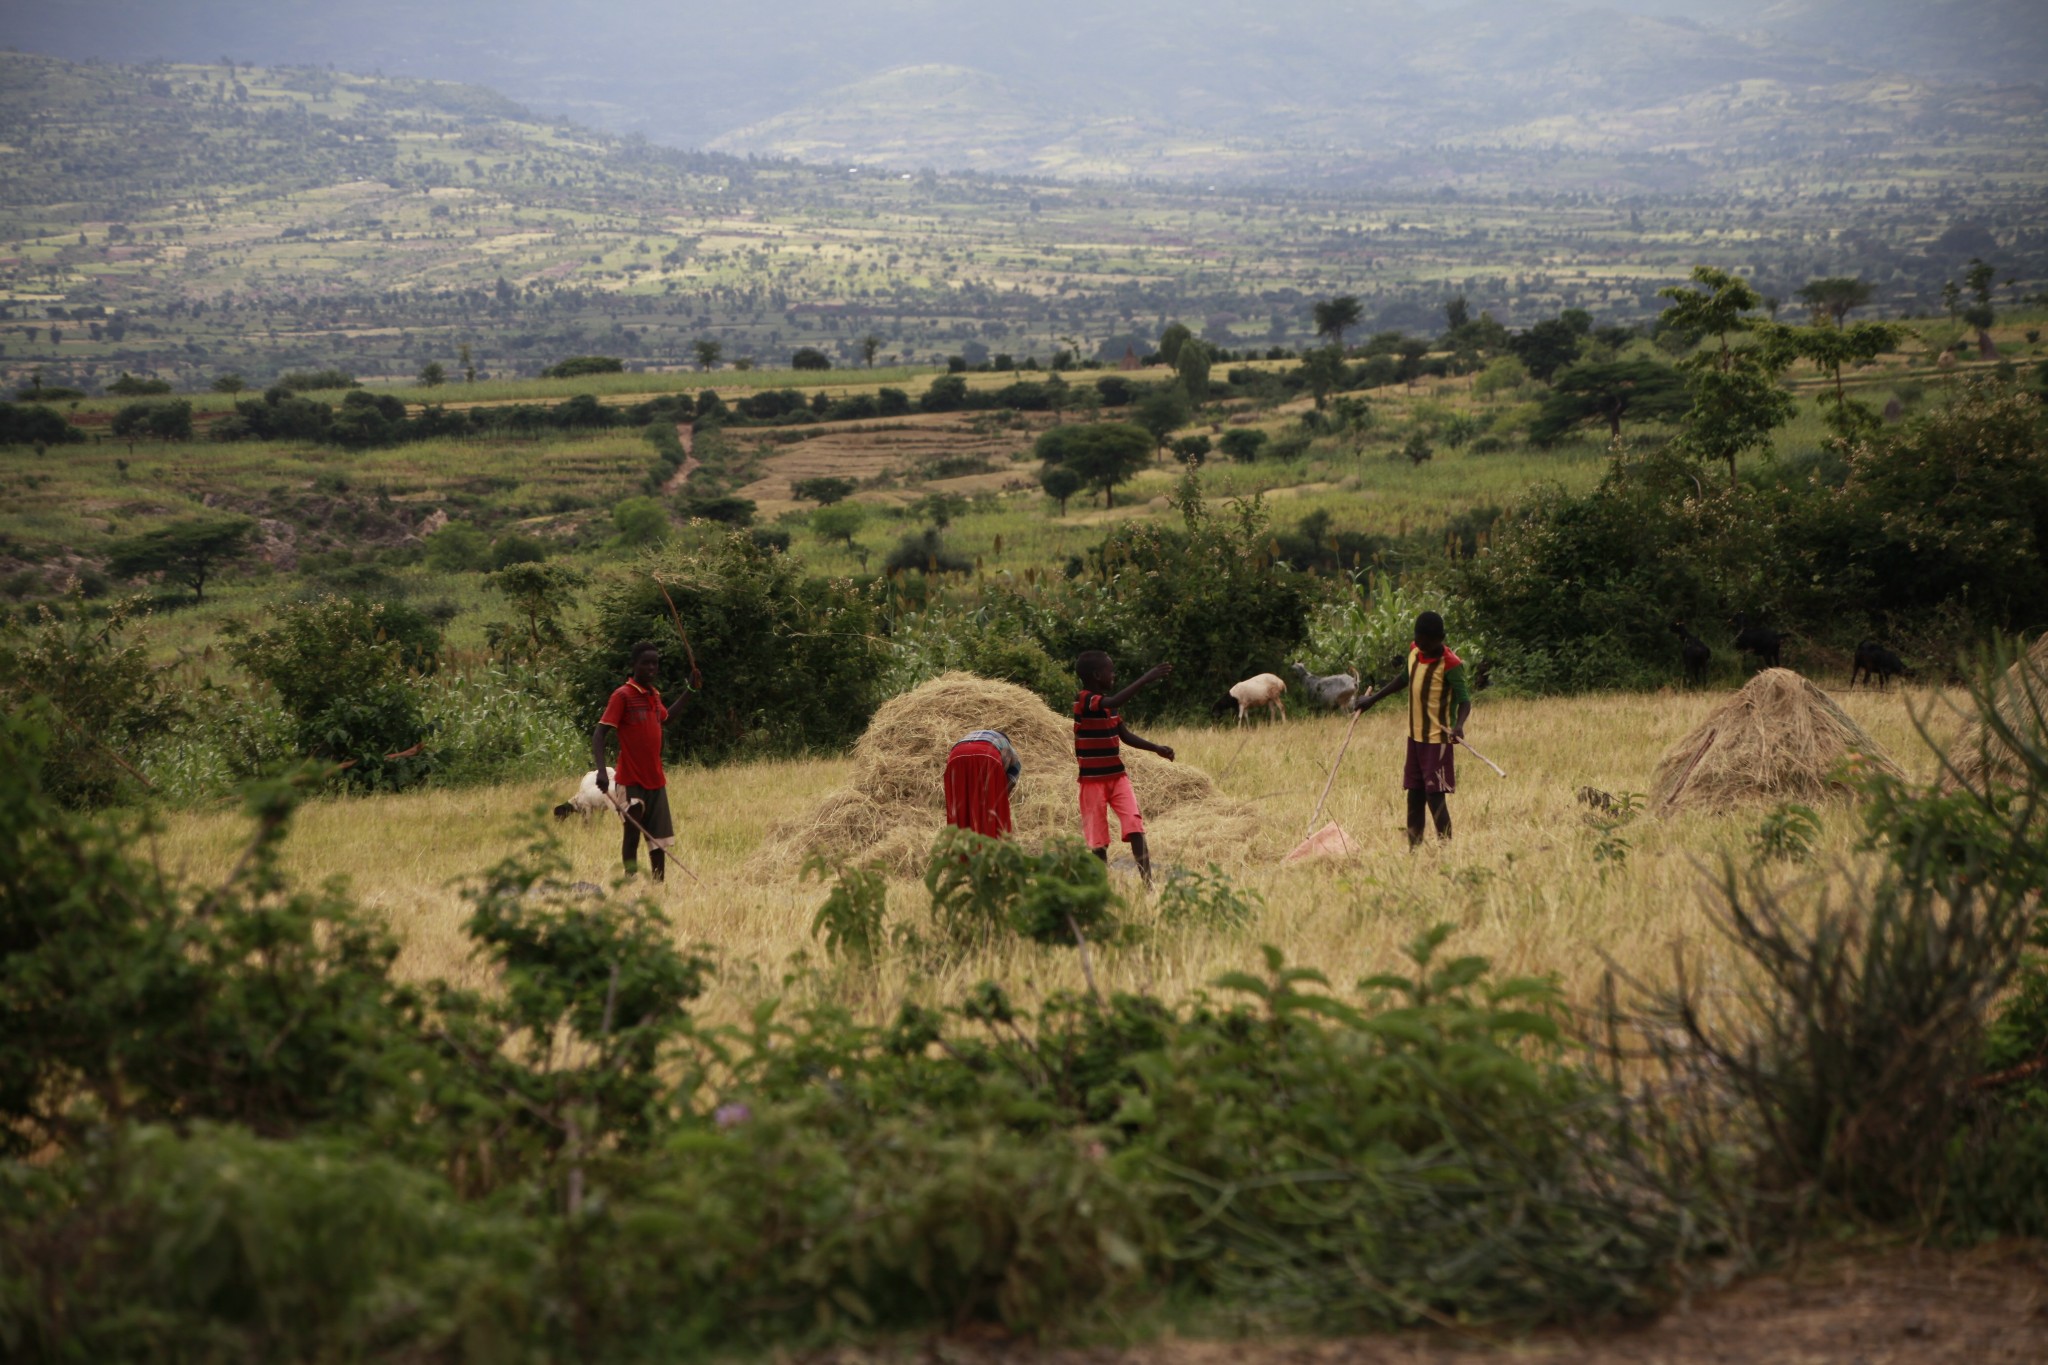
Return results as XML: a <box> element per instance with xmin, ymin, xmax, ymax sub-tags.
<box><xmin>807</xmin><ymin>1243</ymin><xmax>2047</xmax><ymax>1365</ymax></box>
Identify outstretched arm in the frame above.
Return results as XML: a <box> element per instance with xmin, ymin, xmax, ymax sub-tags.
<box><xmin>1350</xmin><ymin>672</ymin><xmax>1409</xmax><ymax>712</ymax></box>
<box><xmin>1106</xmin><ymin>662</ymin><xmax>1172</xmax><ymax>710</ymax></box>
<box><xmin>1117</xmin><ymin>722</ymin><xmax>1174</xmax><ymax>764</ymax></box>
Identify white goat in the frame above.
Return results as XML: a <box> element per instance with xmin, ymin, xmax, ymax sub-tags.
<box><xmin>1211</xmin><ymin>672</ymin><xmax>1288</xmax><ymax>726</ymax></box>
<box><xmin>553</xmin><ymin>768</ymin><xmax>643</xmax><ymax>821</ymax></box>
<box><xmin>1290</xmin><ymin>661</ymin><xmax>1358</xmax><ymax>710</ymax></box>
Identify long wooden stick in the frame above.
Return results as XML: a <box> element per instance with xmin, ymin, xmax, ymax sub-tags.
<box><xmin>1306</xmin><ymin>707</ymin><xmax>1363</xmax><ymax>833</ymax></box>
<box><xmin>607</xmin><ymin>788</ymin><xmax>703</xmax><ymax>885</ymax></box>
<box><xmin>654</xmin><ymin>578</ymin><xmax>704</xmax><ymax>690</ymax></box>
<box><xmin>1455</xmin><ymin>735</ymin><xmax>1506</xmax><ymax>777</ymax></box>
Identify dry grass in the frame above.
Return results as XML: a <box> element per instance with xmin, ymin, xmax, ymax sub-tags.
<box><xmin>1945</xmin><ymin>635</ymin><xmax>2048</xmax><ymax>793</ymax></box>
<box><xmin>150</xmin><ymin>682</ymin><xmax>1947</xmax><ymax>1025</ymax></box>
<box><xmin>1648</xmin><ymin>667</ymin><xmax>1904</xmax><ymax>814</ymax></box>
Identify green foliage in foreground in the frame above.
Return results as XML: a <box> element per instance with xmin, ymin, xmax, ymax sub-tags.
<box><xmin>6</xmin><ymin>653</ymin><xmax>2047</xmax><ymax>1358</ymax></box>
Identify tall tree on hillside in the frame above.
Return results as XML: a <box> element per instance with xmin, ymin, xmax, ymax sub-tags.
<box><xmin>1312</xmin><ymin>295</ymin><xmax>1363</xmax><ymax>351</ymax></box>
<box><xmin>1793</xmin><ymin>277</ymin><xmax>1873</xmax><ymax>327</ymax></box>
<box><xmin>692</xmin><ymin>338</ymin><xmax>722</xmax><ymax>372</ymax></box>
<box><xmin>1444</xmin><ymin>295</ymin><xmax>1471</xmax><ymax>333</ymax></box>
<box><xmin>1769</xmin><ymin>320</ymin><xmax>1907</xmax><ymax>439</ymax></box>
<box><xmin>1963</xmin><ymin>258</ymin><xmax>1999</xmax><ymax>359</ymax></box>
<box><xmin>1300</xmin><ymin>345</ymin><xmax>1346</xmax><ymax>410</ymax></box>
<box><xmin>860</xmin><ymin>333</ymin><xmax>883</xmax><ymax>368</ymax></box>
<box><xmin>1156</xmin><ymin>322</ymin><xmax>1193</xmax><ymax>368</ymax></box>
<box><xmin>1509</xmin><ymin>318</ymin><xmax>1582</xmax><ymax>383</ymax></box>
<box><xmin>1174</xmin><ymin>338</ymin><xmax>1212</xmax><ymax>405</ymax></box>
<box><xmin>1661</xmin><ymin>265</ymin><xmax>1791</xmax><ymax>488</ymax></box>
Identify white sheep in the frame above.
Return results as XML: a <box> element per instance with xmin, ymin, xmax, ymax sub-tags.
<box><xmin>552</xmin><ymin>768</ymin><xmax>643</xmax><ymax>821</ymax></box>
<box><xmin>1211</xmin><ymin>672</ymin><xmax>1288</xmax><ymax>726</ymax></box>
<box><xmin>1290</xmin><ymin>661</ymin><xmax>1358</xmax><ymax>710</ymax></box>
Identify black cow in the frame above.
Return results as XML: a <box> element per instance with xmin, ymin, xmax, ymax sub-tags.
<box><xmin>1670</xmin><ymin>622</ymin><xmax>1710</xmax><ymax>686</ymax></box>
<box><xmin>1730</xmin><ymin>612</ymin><xmax>1786</xmax><ymax>670</ymax></box>
<box><xmin>1851</xmin><ymin>640</ymin><xmax>1912</xmax><ymax>690</ymax></box>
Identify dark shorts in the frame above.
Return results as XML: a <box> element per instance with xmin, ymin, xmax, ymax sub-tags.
<box><xmin>1402</xmin><ymin>738</ymin><xmax>1456</xmax><ymax>794</ymax></box>
<box><xmin>624</xmin><ymin>784</ymin><xmax>674</xmax><ymax>840</ymax></box>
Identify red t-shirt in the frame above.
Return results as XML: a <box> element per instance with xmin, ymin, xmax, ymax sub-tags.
<box><xmin>599</xmin><ymin>681</ymin><xmax>668</xmax><ymax>789</ymax></box>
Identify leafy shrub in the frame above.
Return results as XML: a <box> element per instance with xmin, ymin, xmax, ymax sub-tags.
<box><xmin>612</xmin><ymin>495</ymin><xmax>670</xmax><ymax>547</ymax></box>
<box><xmin>0</xmin><ymin>598</ymin><xmax>185</xmax><ymax>806</ymax></box>
<box><xmin>924</xmin><ymin>827</ymin><xmax>1122</xmax><ymax>949</ymax></box>
<box><xmin>806</xmin><ymin>857</ymin><xmax>890</xmax><ymax>962</ymax></box>
<box><xmin>228</xmin><ymin>596</ymin><xmax>433</xmax><ymax>788</ymax></box>
<box><xmin>577</xmin><ymin>534</ymin><xmax>884</xmax><ymax>763</ymax></box>
<box><xmin>423</xmin><ymin>521</ymin><xmax>491</xmax><ymax>571</ymax></box>
<box><xmin>1155</xmin><ymin>863</ymin><xmax>1262</xmax><ymax>931</ymax></box>
<box><xmin>1750</xmin><ymin>801</ymin><xmax>1822</xmax><ymax>863</ymax></box>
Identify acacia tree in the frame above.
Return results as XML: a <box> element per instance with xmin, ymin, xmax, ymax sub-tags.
<box><xmin>1312</xmin><ymin>295</ymin><xmax>1363</xmax><ymax>351</ymax></box>
<box><xmin>106</xmin><ymin>517</ymin><xmax>254</xmax><ymax>603</ymax></box>
<box><xmin>692</xmin><ymin>339</ymin><xmax>722</xmax><ymax>371</ymax></box>
<box><xmin>1038</xmin><ymin>463</ymin><xmax>1083</xmax><ymax>515</ymax></box>
<box><xmin>1793</xmin><ymin>277</ymin><xmax>1873</xmax><ymax>327</ymax></box>
<box><xmin>1156</xmin><ymin>322</ymin><xmax>1193</xmax><ymax>367</ymax></box>
<box><xmin>1036</xmin><ymin>422</ymin><xmax>1150</xmax><ymax>508</ymax></box>
<box><xmin>859</xmin><ymin>333</ymin><xmax>883</xmax><ymax>367</ymax></box>
<box><xmin>1529</xmin><ymin>360</ymin><xmax>1689</xmax><ymax>445</ymax></box>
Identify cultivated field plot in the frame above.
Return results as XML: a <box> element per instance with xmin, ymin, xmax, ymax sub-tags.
<box><xmin>149</xmin><ymin>684</ymin><xmax>1953</xmax><ymax>1027</ymax></box>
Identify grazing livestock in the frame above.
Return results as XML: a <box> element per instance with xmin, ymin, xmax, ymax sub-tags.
<box><xmin>553</xmin><ymin>768</ymin><xmax>642</xmax><ymax>821</ymax></box>
<box><xmin>1670</xmin><ymin>622</ymin><xmax>1711</xmax><ymax>686</ymax></box>
<box><xmin>1851</xmin><ymin>641</ymin><xmax>1912</xmax><ymax>690</ymax></box>
<box><xmin>1730</xmin><ymin>612</ymin><xmax>1787</xmax><ymax>670</ymax></box>
<box><xmin>1290</xmin><ymin>661</ymin><xmax>1359</xmax><ymax>710</ymax></box>
<box><xmin>1211</xmin><ymin>672</ymin><xmax>1289</xmax><ymax>726</ymax></box>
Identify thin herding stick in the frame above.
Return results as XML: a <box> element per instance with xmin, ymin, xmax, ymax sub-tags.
<box><xmin>1455</xmin><ymin>735</ymin><xmax>1506</xmax><ymax>778</ymax></box>
<box><xmin>607</xmin><ymin>789</ymin><xmax>703</xmax><ymax>885</ymax></box>
<box><xmin>1305</xmin><ymin>707</ymin><xmax>1363</xmax><ymax>833</ymax></box>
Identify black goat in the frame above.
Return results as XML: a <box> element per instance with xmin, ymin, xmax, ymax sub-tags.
<box><xmin>1669</xmin><ymin>622</ymin><xmax>1710</xmax><ymax>686</ymax></box>
<box><xmin>1851</xmin><ymin>640</ymin><xmax>1912</xmax><ymax>690</ymax></box>
<box><xmin>1730</xmin><ymin>612</ymin><xmax>1787</xmax><ymax>670</ymax></box>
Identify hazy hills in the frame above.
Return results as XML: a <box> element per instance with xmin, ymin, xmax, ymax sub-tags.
<box><xmin>7</xmin><ymin>0</ymin><xmax>2045</xmax><ymax>183</ymax></box>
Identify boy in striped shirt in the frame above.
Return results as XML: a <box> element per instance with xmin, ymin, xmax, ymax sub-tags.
<box><xmin>1350</xmin><ymin>611</ymin><xmax>1472</xmax><ymax>848</ymax></box>
<box><xmin>1073</xmin><ymin>649</ymin><xmax>1175</xmax><ymax>885</ymax></box>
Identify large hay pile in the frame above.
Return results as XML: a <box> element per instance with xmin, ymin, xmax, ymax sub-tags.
<box><xmin>1650</xmin><ymin>668</ymin><xmax>1901</xmax><ymax>814</ymax></box>
<box><xmin>1944</xmin><ymin>634</ymin><xmax>2048</xmax><ymax>792</ymax></box>
<box><xmin>749</xmin><ymin>672</ymin><xmax>1260</xmax><ymax>876</ymax></box>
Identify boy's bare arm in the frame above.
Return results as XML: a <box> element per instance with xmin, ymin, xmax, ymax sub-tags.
<box><xmin>592</xmin><ymin>722</ymin><xmax>615</xmax><ymax>788</ymax></box>
<box><xmin>1350</xmin><ymin>672</ymin><xmax>1409</xmax><ymax>712</ymax></box>
<box><xmin>1105</xmin><ymin>662</ymin><xmax>1172</xmax><ymax>710</ymax></box>
<box><xmin>1117</xmin><ymin>721</ymin><xmax>1175</xmax><ymax>763</ymax></box>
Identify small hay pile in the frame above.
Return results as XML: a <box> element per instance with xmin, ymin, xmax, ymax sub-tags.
<box><xmin>748</xmin><ymin>672</ymin><xmax>1260</xmax><ymax>877</ymax></box>
<box><xmin>1944</xmin><ymin>634</ymin><xmax>2048</xmax><ymax>793</ymax></box>
<box><xmin>1650</xmin><ymin>668</ymin><xmax>1900</xmax><ymax>814</ymax></box>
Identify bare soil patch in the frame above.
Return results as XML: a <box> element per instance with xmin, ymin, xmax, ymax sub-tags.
<box><xmin>811</xmin><ymin>1243</ymin><xmax>2048</xmax><ymax>1365</ymax></box>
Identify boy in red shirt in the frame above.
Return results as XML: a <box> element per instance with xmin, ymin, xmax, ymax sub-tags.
<box><xmin>1072</xmin><ymin>650</ymin><xmax>1175</xmax><ymax>886</ymax></box>
<box><xmin>592</xmin><ymin>641</ymin><xmax>691</xmax><ymax>882</ymax></box>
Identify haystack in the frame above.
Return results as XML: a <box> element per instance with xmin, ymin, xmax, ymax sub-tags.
<box><xmin>1944</xmin><ymin>634</ymin><xmax>2048</xmax><ymax>793</ymax></box>
<box><xmin>1649</xmin><ymin>668</ymin><xmax>1900</xmax><ymax>814</ymax></box>
<box><xmin>748</xmin><ymin>672</ymin><xmax>1261</xmax><ymax>876</ymax></box>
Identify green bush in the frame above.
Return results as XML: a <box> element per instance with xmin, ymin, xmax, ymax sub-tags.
<box><xmin>422</xmin><ymin>521</ymin><xmax>491</xmax><ymax>572</ymax></box>
<box><xmin>925</xmin><ymin>827</ymin><xmax>1123</xmax><ymax>949</ymax></box>
<box><xmin>228</xmin><ymin>596</ymin><xmax>433</xmax><ymax>788</ymax></box>
<box><xmin>576</xmin><ymin>534</ymin><xmax>885</xmax><ymax>764</ymax></box>
<box><xmin>0</xmin><ymin>599</ymin><xmax>185</xmax><ymax>806</ymax></box>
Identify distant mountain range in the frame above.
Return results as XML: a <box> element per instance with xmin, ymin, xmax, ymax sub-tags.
<box><xmin>9</xmin><ymin>0</ymin><xmax>2045</xmax><ymax>183</ymax></box>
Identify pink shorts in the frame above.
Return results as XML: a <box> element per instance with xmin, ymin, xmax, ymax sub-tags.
<box><xmin>1078</xmin><ymin>774</ymin><xmax>1145</xmax><ymax>847</ymax></box>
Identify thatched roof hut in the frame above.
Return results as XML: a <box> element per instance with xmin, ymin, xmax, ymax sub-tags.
<box><xmin>1943</xmin><ymin>635</ymin><xmax>2048</xmax><ymax>794</ymax></box>
<box><xmin>1650</xmin><ymin>668</ymin><xmax>1901</xmax><ymax>815</ymax></box>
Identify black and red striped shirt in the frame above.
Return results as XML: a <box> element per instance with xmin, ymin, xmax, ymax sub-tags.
<box><xmin>1073</xmin><ymin>690</ymin><xmax>1124</xmax><ymax>781</ymax></box>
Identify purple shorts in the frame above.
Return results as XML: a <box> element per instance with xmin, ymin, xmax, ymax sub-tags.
<box><xmin>1402</xmin><ymin>738</ymin><xmax>1456</xmax><ymax>794</ymax></box>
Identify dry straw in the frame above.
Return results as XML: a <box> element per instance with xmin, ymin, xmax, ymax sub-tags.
<box><xmin>748</xmin><ymin>672</ymin><xmax>1262</xmax><ymax>875</ymax></box>
<box><xmin>1943</xmin><ymin>635</ymin><xmax>2048</xmax><ymax>794</ymax></box>
<box><xmin>1649</xmin><ymin>668</ymin><xmax>1901</xmax><ymax>814</ymax></box>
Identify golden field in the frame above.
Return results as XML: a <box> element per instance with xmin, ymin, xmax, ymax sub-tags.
<box><xmin>149</xmin><ymin>683</ymin><xmax>1960</xmax><ymax>1021</ymax></box>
